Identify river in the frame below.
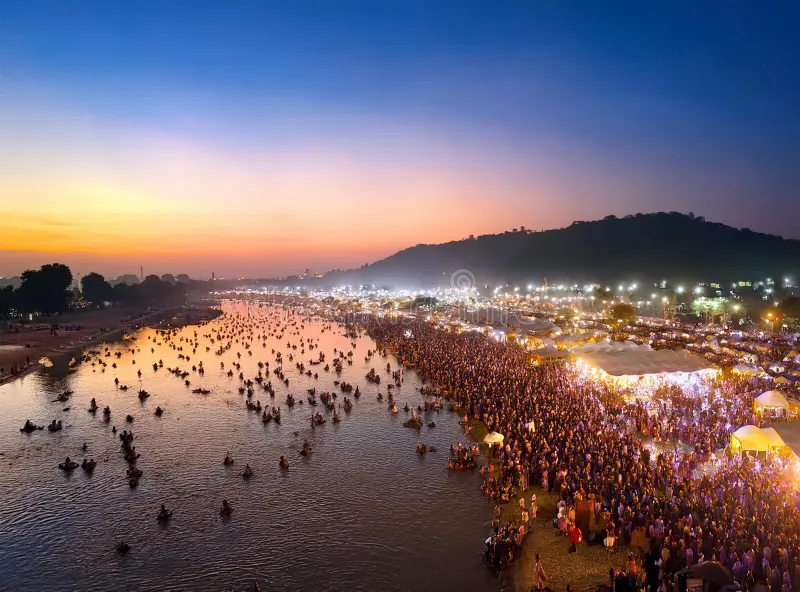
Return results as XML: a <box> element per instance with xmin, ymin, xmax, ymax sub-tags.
<box><xmin>0</xmin><ymin>301</ymin><xmax>507</xmax><ymax>592</ymax></box>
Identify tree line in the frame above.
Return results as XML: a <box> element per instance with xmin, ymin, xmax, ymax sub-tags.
<box><xmin>0</xmin><ymin>263</ymin><xmax>203</xmax><ymax>319</ymax></box>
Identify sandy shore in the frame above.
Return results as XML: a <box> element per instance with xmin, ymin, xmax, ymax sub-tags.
<box><xmin>0</xmin><ymin>303</ymin><xmax>220</xmax><ymax>386</ymax></box>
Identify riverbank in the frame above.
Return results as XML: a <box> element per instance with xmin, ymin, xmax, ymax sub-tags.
<box><xmin>0</xmin><ymin>303</ymin><xmax>220</xmax><ymax>386</ymax></box>
<box><xmin>453</xmin><ymin>408</ymin><xmax>627</xmax><ymax>591</ymax></box>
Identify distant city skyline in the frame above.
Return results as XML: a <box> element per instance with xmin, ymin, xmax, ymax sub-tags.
<box><xmin>1</xmin><ymin>1</ymin><xmax>798</xmax><ymax>277</ymax></box>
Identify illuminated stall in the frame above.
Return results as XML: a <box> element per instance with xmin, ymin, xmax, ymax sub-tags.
<box><xmin>573</xmin><ymin>341</ymin><xmax>720</xmax><ymax>387</ymax></box>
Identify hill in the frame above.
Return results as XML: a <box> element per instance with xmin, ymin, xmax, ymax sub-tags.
<box><xmin>326</xmin><ymin>212</ymin><xmax>800</xmax><ymax>288</ymax></box>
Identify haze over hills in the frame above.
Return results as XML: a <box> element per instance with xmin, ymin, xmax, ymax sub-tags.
<box><xmin>323</xmin><ymin>213</ymin><xmax>800</xmax><ymax>288</ymax></box>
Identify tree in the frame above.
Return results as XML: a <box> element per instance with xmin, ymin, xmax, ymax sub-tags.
<box><xmin>0</xmin><ymin>285</ymin><xmax>16</xmax><ymax>319</ymax></box>
<box><xmin>781</xmin><ymin>297</ymin><xmax>800</xmax><ymax>328</ymax></box>
<box><xmin>139</xmin><ymin>275</ymin><xmax>172</xmax><ymax>302</ymax></box>
<box><xmin>608</xmin><ymin>302</ymin><xmax>637</xmax><ymax>328</ymax></box>
<box><xmin>692</xmin><ymin>297</ymin><xmax>729</xmax><ymax>323</ymax></box>
<box><xmin>81</xmin><ymin>272</ymin><xmax>114</xmax><ymax>306</ymax></box>
<box><xmin>16</xmin><ymin>263</ymin><xmax>73</xmax><ymax>315</ymax></box>
<box><xmin>112</xmin><ymin>282</ymin><xmax>132</xmax><ymax>303</ymax></box>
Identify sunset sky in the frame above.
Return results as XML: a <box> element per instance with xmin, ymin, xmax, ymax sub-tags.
<box><xmin>1</xmin><ymin>1</ymin><xmax>798</xmax><ymax>278</ymax></box>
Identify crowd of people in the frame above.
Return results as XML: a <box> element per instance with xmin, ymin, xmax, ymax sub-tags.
<box><xmin>366</xmin><ymin>318</ymin><xmax>800</xmax><ymax>590</ymax></box>
<box><xmin>0</xmin><ymin>355</ymin><xmax>33</xmax><ymax>382</ymax></box>
<box><xmin>448</xmin><ymin>441</ymin><xmax>478</xmax><ymax>470</ymax></box>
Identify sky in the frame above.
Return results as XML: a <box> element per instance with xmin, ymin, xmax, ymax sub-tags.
<box><xmin>0</xmin><ymin>0</ymin><xmax>798</xmax><ymax>279</ymax></box>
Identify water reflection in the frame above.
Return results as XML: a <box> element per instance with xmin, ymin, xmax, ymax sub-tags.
<box><xmin>0</xmin><ymin>302</ymin><xmax>507</xmax><ymax>592</ymax></box>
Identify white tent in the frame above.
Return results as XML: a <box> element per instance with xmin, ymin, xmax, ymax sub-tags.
<box><xmin>730</xmin><ymin>425</ymin><xmax>772</xmax><ymax>453</ymax></box>
<box><xmin>574</xmin><ymin>342</ymin><xmax>719</xmax><ymax>386</ymax></box>
<box><xmin>484</xmin><ymin>432</ymin><xmax>505</xmax><ymax>444</ymax></box>
<box><xmin>755</xmin><ymin>390</ymin><xmax>790</xmax><ymax>413</ymax></box>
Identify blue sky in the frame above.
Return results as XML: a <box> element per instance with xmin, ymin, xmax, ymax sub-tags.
<box><xmin>0</xmin><ymin>1</ymin><xmax>798</xmax><ymax>276</ymax></box>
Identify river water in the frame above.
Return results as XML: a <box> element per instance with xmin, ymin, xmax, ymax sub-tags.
<box><xmin>0</xmin><ymin>302</ymin><xmax>506</xmax><ymax>592</ymax></box>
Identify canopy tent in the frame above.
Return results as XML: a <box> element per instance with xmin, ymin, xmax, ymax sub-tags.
<box><xmin>754</xmin><ymin>390</ymin><xmax>791</xmax><ymax>414</ymax></box>
<box><xmin>553</xmin><ymin>332</ymin><xmax>596</xmax><ymax>347</ymax></box>
<box><xmin>459</xmin><ymin>309</ymin><xmax>558</xmax><ymax>334</ymax></box>
<box><xmin>730</xmin><ymin>425</ymin><xmax>779</xmax><ymax>454</ymax></box>
<box><xmin>484</xmin><ymin>432</ymin><xmax>505</xmax><ymax>444</ymax></box>
<box><xmin>530</xmin><ymin>346</ymin><xmax>571</xmax><ymax>364</ymax></box>
<box><xmin>574</xmin><ymin>342</ymin><xmax>719</xmax><ymax>386</ymax></box>
<box><xmin>733</xmin><ymin>364</ymin><xmax>758</xmax><ymax>375</ymax></box>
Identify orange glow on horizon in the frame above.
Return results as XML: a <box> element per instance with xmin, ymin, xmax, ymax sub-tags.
<box><xmin>0</xmin><ymin>98</ymin><xmax>617</xmax><ymax>277</ymax></box>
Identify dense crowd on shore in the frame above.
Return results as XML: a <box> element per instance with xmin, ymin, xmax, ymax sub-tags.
<box><xmin>366</xmin><ymin>318</ymin><xmax>800</xmax><ymax>590</ymax></box>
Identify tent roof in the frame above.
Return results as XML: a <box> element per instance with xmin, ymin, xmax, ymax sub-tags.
<box><xmin>459</xmin><ymin>308</ymin><xmax>556</xmax><ymax>332</ymax></box>
<box><xmin>575</xmin><ymin>343</ymin><xmax>718</xmax><ymax>377</ymax></box>
<box><xmin>731</xmin><ymin>425</ymin><xmax>773</xmax><ymax>451</ymax></box>
<box><xmin>553</xmin><ymin>332</ymin><xmax>594</xmax><ymax>344</ymax></box>
<box><xmin>755</xmin><ymin>390</ymin><xmax>790</xmax><ymax>410</ymax></box>
<box><xmin>532</xmin><ymin>347</ymin><xmax>571</xmax><ymax>360</ymax></box>
<box><xmin>761</xmin><ymin>427</ymin><xmax>786</xmax><ymax>448</ymax></box>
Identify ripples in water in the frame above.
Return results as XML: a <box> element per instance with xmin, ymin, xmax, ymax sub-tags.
<box><xmin>0</xmin><ymin>303</ymin><xmax>507</xmax><ymax>592</ymax></box>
